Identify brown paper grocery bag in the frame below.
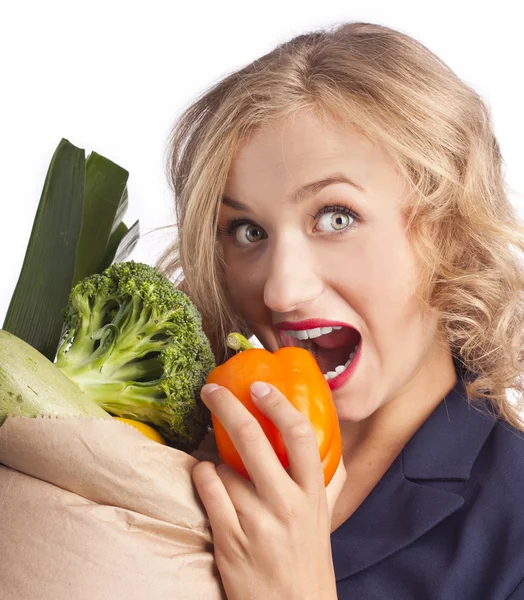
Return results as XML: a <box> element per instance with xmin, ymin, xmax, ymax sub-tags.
<box><xmin>0</xmin><ymin>416</ymin><xmax>226</xmax><ymax>600</ymax></box>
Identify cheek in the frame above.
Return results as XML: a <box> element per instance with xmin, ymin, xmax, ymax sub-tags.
<box><xmin>221</xmin><ymin>248</ymin><xmax>265</xmax><ymax>313</ymax></box>
<box><xmin>360</xmin><ymin>246</ymin><xmax>431</xmax><ymax>365</ymax></box>
<box><xmin>327</xmin><ymin>232</ymin><xmax>425</xmax><ymax>366</ymax></box>
<box><xmin>329</xmin><ymin>232</ymin><xmax>418</xmax><ymax>313</ymax></box>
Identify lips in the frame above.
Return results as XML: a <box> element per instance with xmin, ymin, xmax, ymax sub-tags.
<box><xmin>275</xmin><ymin>318</ymin><xmax>356</xmax><ymax>332</ymax></box>
<box><xmin>276</xmin><ymin>319</ymin><xmax>361</xmax><ymax>376</ymax></box>
<box><xmin>275</xmin><ymin>319</ymin><xmax>361</xmax><ymax>348</ymax></box>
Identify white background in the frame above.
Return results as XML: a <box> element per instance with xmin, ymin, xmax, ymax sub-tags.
<box><xmin>1</xmin><ymin>0</ymin><xmax>523</xmax><ymax>324</ymax></box>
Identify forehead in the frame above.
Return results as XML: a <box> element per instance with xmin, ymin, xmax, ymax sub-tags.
<box><xmin>224</xmin><ymin>111</ymin><xmax>402</xmax><ymax>198</ymax></box>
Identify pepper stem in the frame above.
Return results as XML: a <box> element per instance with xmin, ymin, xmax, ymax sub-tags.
<box><xmin>226</xmin><ymin>332</ymin><xmax>254</xmax><ymax>352</ymax></box>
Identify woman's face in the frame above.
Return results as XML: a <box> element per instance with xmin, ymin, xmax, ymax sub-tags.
<box><xmin>218</xmin><ymin>110</ymin><xmax>452</xmax><ymax>423</ymax></box>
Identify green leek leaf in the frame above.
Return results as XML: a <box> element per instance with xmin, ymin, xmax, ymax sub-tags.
<box><xmin>3</xmin><ymin>139</ymin><xmax>85</xmax><ymax>360</ymax></box>
<box><xmin>113</xmin><ymin>219</ymin><xmax>140</xmax><ymax>264</ymax></box>
<box><xmin>100</xmin><ymin>222</ymin><xmax>129</xmax><ymax>271</ymax></box>
<box><xmin>72</xmin><ymin>151</ymin><xmax>129</xmax><ymax>285</ymax></box>
<box><xmin>99</xmin><ymin>218</ymin><xmax>140</xmax><ymax>271</ymax></box>
<box><xmin>3</xmin><ymin>138</ymin><xmax>134</xmax><ymax>362</ymax></box>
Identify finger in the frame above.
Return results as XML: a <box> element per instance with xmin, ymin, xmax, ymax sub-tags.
<box><xmin>200</xmin><ymin>384</ymin><xmax>292</xmax><ymax>494</ymax></box>
<box><xmin>192</xmin><ymin>461</ymin><xmax>246</xmax><ymax>544</ymax></box>
<box><xmin>325</xmin><ymin>456</ymin><xmax>347</xmax><ymax>531</ymax></box>
<box><xmin>250</xmin><ymin>382</ymin><xmax>324</xmax><ymax>494</ymax></box>
<box><xmin>215</xmin><ymin>463</ymin><xmax>262</xmax><ymax>524</ymax></box>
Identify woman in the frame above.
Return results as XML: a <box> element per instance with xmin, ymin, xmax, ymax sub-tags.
<box><xmin>158</xmin><ymin>22</ymin><xmax>524</xmax><ymax>599</ymax></box>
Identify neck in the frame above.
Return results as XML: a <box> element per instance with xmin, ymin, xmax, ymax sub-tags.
<box><xmin>340</xmin><ymin>339</ymin><xmax>458</xmax><ymax>468</ymax></box>
<box><xmin>330</xmin><ymin>338</ymin><xmax>459</xmax><ymax>532</ymax></box>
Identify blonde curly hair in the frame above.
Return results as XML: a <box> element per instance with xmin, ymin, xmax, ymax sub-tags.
<box><xmin>157</xmin><ymin>21</ymin><xmax>524</xmax><ymax>430</ymax></box>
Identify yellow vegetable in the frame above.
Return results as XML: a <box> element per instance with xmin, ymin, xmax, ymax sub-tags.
<box><xmin>114</xmin><ymin>417</ymin><xmax>166</xmax><ymax>445</ymax></box>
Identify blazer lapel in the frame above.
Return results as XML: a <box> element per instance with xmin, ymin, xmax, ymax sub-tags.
<box><xmin>331</xmin><ymin>375</ymin><xmax>497</xmax><ymax>581</ymax></box>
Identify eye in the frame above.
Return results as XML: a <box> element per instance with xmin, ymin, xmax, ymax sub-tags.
<box><xmin>314</xmin><ymin>204</ymin><xmax>358</xmax><ymax>234</ymax></box>
<box><xmin>234</xmin><ymin>223</ymin><xmax>265</xmax><ymax>244</ymax></box>
<box><xmin>218</xmin><ymin>203</ymin><xmax>359</xmax><ymax>247</ymax></box>
<box><xmin>218</xmin><ymin>219</ymin><xmax>267</xmax><ymax>246</ymax></box>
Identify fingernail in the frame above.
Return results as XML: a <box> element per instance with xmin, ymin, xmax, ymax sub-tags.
<box><xmin>201</xmin><ymin>383</ymin><xmax>221</xmax><ymax>396</ymax></box>
<box><xmin>250</xmin><ymin>381</ymin><xmax>270</xmax><ymax>400</ymax></box>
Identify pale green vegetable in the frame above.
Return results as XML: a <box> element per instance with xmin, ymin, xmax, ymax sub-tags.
<box><xmin>0</xmin><ymin>330</ymin><xmax>110</xmax><ymax>426</ymax></box>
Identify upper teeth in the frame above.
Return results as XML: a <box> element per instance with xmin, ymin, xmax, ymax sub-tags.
<box><xmin>283</xmin><ymin>326</ymin><xmax>342</xmax><ymax>340</ymax></box>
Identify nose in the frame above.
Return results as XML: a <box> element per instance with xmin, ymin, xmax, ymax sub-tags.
<box><xmin>263</xmin><ymin>232</ymin><xmax>324</xmax><ymax>313</ymax></box>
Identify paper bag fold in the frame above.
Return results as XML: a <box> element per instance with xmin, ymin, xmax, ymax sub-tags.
<box><xmin>0</xmin><ymin>416</ymin><xmax>226</xmax><ymax>600</ymax></box>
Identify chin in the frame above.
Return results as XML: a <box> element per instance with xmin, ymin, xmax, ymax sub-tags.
<box><xmin>331</xmin><ymin>377</ymin><xmax>382</xmax><ymax>423</ymax></box>
<box><xmin>333</xmin><ymin>399</ymin><xmax>377</xmax><ymax>424</ymax></box>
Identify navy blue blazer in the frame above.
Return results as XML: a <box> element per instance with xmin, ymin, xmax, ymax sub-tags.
<box><xmin>330</xmin><ymin>372</ymin><xmax>524</xmax><ymax>599</ymax></box>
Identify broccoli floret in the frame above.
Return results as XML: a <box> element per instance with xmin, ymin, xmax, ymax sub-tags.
<box><xmin>55</xmin><ymin>261</ymin><xmax>216</xmax><ymax>451</ymax></box>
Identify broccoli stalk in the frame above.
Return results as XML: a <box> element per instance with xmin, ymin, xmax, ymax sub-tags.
<box><xmin>55</xmin><ymin>261</ymin><xmax>216</xmax><ymax>452</ymax></box>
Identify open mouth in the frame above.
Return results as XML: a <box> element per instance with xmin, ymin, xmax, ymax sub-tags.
<box><xmin>279</xmin><ymin>325</ymin><xmax>361</xmax><ymax>381</ymax></box>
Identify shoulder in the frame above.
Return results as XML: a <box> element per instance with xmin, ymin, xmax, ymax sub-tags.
<box><xmin>477</xmin><ymin>415</ymin><xmax>524</xmax><ymax>492</ymax></box>
<box><xmin>454</xmin><ymin>415</ymin><xmax>524</xmax><ymax>592</ymax></box>
<box><xmin>464</xmin><ymin>412</ymin><xmax>524</xmax><ymax>530</ymax></box>
<box><xmin>478</xmin><ymin>415</ymin><xmax>524</xmax><ymax>480</ymax></box>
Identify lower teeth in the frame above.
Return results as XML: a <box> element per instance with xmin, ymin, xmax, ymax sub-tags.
<box><xmin>324</xmin><ymin>344</ymin><xmax>359</xmax><ymax>381</ymax></box>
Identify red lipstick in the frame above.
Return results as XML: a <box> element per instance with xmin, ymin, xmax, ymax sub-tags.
<box><xmin>275</xmin><ymin>319</ymin><xmax>354</xmax><ymax>331</ymax></box>
<box><xmin>326</xmin><ymin>338</ymin><xmax>362</xmax><ymax>391</ymax></box>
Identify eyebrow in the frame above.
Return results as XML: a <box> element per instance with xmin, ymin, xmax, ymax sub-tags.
<box><xmin>221</xmin><ymin>172</ymin><xmax>366</xmax><ymax>212</ymax></box>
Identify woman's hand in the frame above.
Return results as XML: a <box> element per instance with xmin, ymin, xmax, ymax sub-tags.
<box><xmin>192</xmin><ymin>381</ymin><xmax>346</xmax><ymax>600</ymax></box>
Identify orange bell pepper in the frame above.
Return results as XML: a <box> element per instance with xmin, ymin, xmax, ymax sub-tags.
<box><xmin>206</xmin><ymin>333</ymin><xmax>342</xmax><ymax>487</ymax></box>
